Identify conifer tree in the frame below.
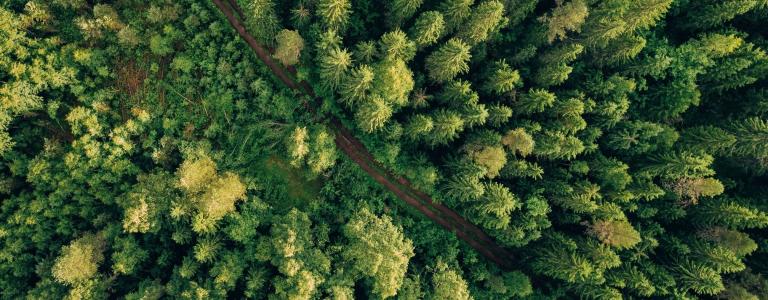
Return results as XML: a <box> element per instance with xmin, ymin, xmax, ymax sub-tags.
<box><xmin>484</xmin><ymin>60</ymin><xmax>521</xmax><ymax>95</ymax></box>
<box><xmin>426</xmin><ymin>109</ymin><xmax>465</xmax><ymax>145</ymax></box>
<box><xmin>461</xmin><ymin>103</ymin><xmax>488</xmax><ymax>128</ymax></box>
<box><xmin>404</xmin><ymin>114</ymin><xmax>434</xmax><ymax>139</ymax></box>
<box><xmin>640</xmin><ymin>152</ymin><xmax>715</xmax><ymax>179</ymax></box>
<box><xmin>438</xmin><ymin>0</ymin><xmax>474</xmax><ymax>33</ymax></box>
<box><xmin>425</xmin><ymin>38</ymin><xmax>471</xmax><ymax>82</ymax></box>
<box><xmin>674</xmin><ymin>260</ymin><xmax>725</xmax><ymax>295</ymax></box>
<box><xmin>410</xmin><ymin>11</ymin><xmax>445</xmax><ymax>48</ymax></box>
<box><xmin>624</xmin><ymin>0</ymin><xmax>673</xmax><ymax>31</ymax></box>
<box><xmin>388</xmin><ymin>0</ymin><xmax>424</xmax><ymax>27</ymax></box>
<box><xmin>317</xmin><ymin>0</ymin><xmax>352</xmax><ymax>31</ymax></box>
<box><xmin>339</xmin><ymin>65</ymin><xmax>375</xmax><ymax>106</ymax></box>
<box><xmin>692</xmin><ymin>198</ymin><xmax>768</xmax><ymax>230</ymax></box>
<box><xmin>472</xmin><ymin>182</ymin><xmax>519</xmax><ymax>229</ymax></box>
<box><xmin>487</xmin><ymin>104</ymin><xmax>513</xmax><ymax>127</ymax></box>
<box><xmin>372</xmin><ymin>58</ymin><xmax>415</xmax><ymax>106</ymax></box>
<box><xmin>679</xmin><ymin>0</ymin><xmax>760</xmax><ymax>30</ymax></box>
<box><xmin>356</xmin><ymin>96</ymin><xmax>393</xmax><ymax>132</ymax></box>
<box><xmin>318</xmin><ymin>47</ymin><xmax>353</xmax><ymax>91</ymax></box>
<box><xmin>587</xmin><ymin>219</ymin><xmax>641</xmax><ymax>249</ymax></box>
<box><xmin>502</xmin><ymin>128</ymin><xmax>535</xmax><ymax>157</ymax></box>
<box><xmin>538</xmin><ymin>0</ymin><xmax>589</xmax><ymax>43</ymax></box>
<box><xmin>532</xmin><ymin>237</ymin><xmax>593</xmax><ymax>283</ymax></box>
<box><xmin>515</xmin><ymin>89</ymin><xmax>556</xmax><ymax>114</ymax></box>
<box><xmin>726</xmin><ymin>117</ymin><xmax>768</xmax><ymax>158</ymax></box>
<box><xmin>455</xmin><ymin>0</ymin><xmax>505</xmax><ymax>45</ymax></box>
<box><xmin>469</xmin><ymin>145</ymin><xmax>507</xmax><ymax>178</ymax></box>
<box><xmin>441</xmin><ymin>175</ymin><xmax>485</xmax><ymax>202</ymax></box>
<box><xmin>354</xmin><ymin>40</ymin><xmax>378</xmax><ymax>63</ymax></box>
<box><xmin>244</xmin><ymin>0</ymin><xmax>281</xmax><ymax>46</ymax></box>
<box><xmin>679</xmin><ymin>126</ymin><xmax>737</xmax><ymax>155</ymax></box>
<box><xmin>379</xmin><ymin>29</ymin><xmax>417</xmax><ymax>61</ymax></box>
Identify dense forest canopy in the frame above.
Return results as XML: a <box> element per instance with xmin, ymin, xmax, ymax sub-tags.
<box><xmin>1</xmin><ymin>0</ymin><xmax>768</xmax><ymax>299</ymax></box>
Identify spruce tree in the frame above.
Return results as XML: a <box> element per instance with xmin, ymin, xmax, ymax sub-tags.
<box><xmin>425</xmin><ymin>38</ymin><xmax>471</xmax><ymax>82</ymax></box>
<box><xmin>538</xmin><ymin>0</ymin><xmax>589</xmax><ymax>43</ymax></box>
<box><xmin>455</xmin><ymin>0</ymin><xmax>505</xmax><ymax>45</ymax></box>
<box><xmin>388</xmin><ymin>0</ymin><xmax>424</xmax><ymax>26</ymax></box>
<box><xmin>409</xmin><ymin>11</ymin><xmax>445</xmax><ymax>48</ymax></box>
<box><xmin>317</xmin><ymin>0</ymin><xmax>352</xmax><ymax>31</ymax></box>
<box><xmin>339</xmin><ymin>65</ymin><xmax>375</xmax><ymax>106</ymax></box>
<box><xmin>317</xmin><ymin>47</ymin><xmax>353</xmax><ymax>91</ymax></box>
<box><xmin>438</xmin><ymin>0</ymin><xmax>474</xmax><ymax>33</ymax></box>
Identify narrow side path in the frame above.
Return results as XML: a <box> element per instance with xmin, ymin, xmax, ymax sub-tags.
<box><xmin>211</xmin><ymin>0</ymin><xmax>515</xmax><ymax>270</ymax></box>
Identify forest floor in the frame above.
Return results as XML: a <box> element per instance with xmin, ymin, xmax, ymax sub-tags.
<box><xmin>212</xmin><ymin>0</ymin><xmax>515</xmax><ymax>270</ymax></box>
<box><xmin>261</xmin><ymin>155</ymin><xmax>323</xmax><ymax>211</ymax></box>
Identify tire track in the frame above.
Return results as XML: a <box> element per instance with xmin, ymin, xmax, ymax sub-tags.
<box><xmin>212</xmin><ymin>0</ymin><xmax>515</xmax><ymax>270</ymax></box>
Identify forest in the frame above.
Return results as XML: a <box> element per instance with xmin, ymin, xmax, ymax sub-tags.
<box><xmin>1</xmin><ymin>0</ymin><xmax>767</xmax><ymax>299</ymax></box>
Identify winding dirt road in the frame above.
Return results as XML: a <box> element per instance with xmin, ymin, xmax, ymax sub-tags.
<box><xmin>212</xmin><ymin>0</ymin><xmax>515</xmax><ymax>270</ymax></box>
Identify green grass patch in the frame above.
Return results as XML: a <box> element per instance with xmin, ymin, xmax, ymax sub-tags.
<box><xmin>258</xmin><ymin>155</ymin><xmax>323</xmax><ymax>212</ymax></box>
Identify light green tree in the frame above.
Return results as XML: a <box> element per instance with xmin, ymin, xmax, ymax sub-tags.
<box><xmin>425</xmin><ymin>38</ymin><xmax>471</xmax><ymax>82</ymax></box>
<box><xmin>342</xmin><ymin>208</ymin><xmax>415</xmax><ymax>298</ymax></box>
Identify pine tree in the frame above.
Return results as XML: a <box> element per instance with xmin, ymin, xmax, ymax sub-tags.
<box><xmin>692</xmin><ymin>198</ymin><xmax>768</xmax><ymax>230</ymax></box>
<box><xmin>388</xmin><ymin>0</ymin><xmax>424</xmax><ymax>27</ymax></box>
<box><xmin>515</xmin><ymin>89</ymin><xmax>556</xmax><ymax>114</ymax></box>
<box><xmin>339</xmin><ymin>65</ymin><xmax>375</xmax><ymax>106</ymax></box>
<box><xmin>532</xmin><ymin>63</ymin><xmax>573</xmax><ymax>87</ymax></box>
<box><xmin>318</xmin><ymin>47</ymin><xmax>352</xmax><ymax>91</ymax></box>
<box><xmin>592</xmin><ymin>34</ymin><xmax>647</xmax><ymax>66</ymax></box>
<box><xmin>726</xmin><ymin>117</ymin><xmax>768</xmax><ymax>158</ymax></box>
<box><xmin>532</xmin><ymin>237</ymin><xmax>593</xmax><ymax>283</ymax></box>
<box><xmin>587</xmin><ymin>219</ymin><xmax>641</xmax><ymax>249</ymax></box>
<box><xmin>673</xmin><ymin>260</ymin><xmax>725</xmax><ymax>295</ymax></box>
<box><xmin>679</xmin><ymin>0</ymin><xmax>760</xmax><ymax>30</ymax></box>
<box><xmin>469</xmin><ymin>145</ymin><xmax>507</xmax><ymax>178</ymax></box>
<box><xmin>410</xmin><ymin>11</ymin><xmax>445</xmax><ymax>48</ymax></box>
<box><xmin>472</xmin><ymin>182</ymin><xmax>519</xmax><ymax>229</ymax></box>
<box><xmin>461</xmin><ymin>103</ymin><xmax>488</xmax><ymax>128</ymax></box>
<box><xmin>624</xmin><ymin>0</ymin><xmax>673</xmax><ymax>31</ymax></box>
<box><xmin>317</xmin><ymin>0</ymin><xmax>352</xmax><ymax>31</ymax></box>
<box><xmin>354</xmin><ymin>40</ymin><xmax>378</xmax><ymax>63</ymax></box>
<box><xmin>538</xmin><ymin>0</ymin><xmax>589</xmax><ymax>43</ymax></box>
<box><xmin>438</xmin><ymin>0</ymin><xmax>474</xmax><ymax>33</ymax></box>
<box><xmin>379</xmin><ymin>29</ymin><xmax>416</xmax><ymax>61</ymax></box>
<box><xmin>639</xmin><ymin>151</ymin><xmax>715</xmax><ymax>179</ymax></box>
<box><xmin>455</xmin><ymin>0</ymin><xmax>505</xmax><ymax>45</ymax></box>
<box><xmin>404</xmin><ymin>114</ymin><xmax>435</xmax><ymax>139</ymax></box>
<box><xmin>356</xmin><ymin>96</ymin><xmax>393</xmax><ymax>132</ymax></box>
<box><xmin>426</xmin><ymin>109</ymin><xmax>465</xmax><ymax>145</ymax></box>
<box><xmin>273</xmin><ymin>29</ymin><xmax>305</xmax><ymax>66</ymax></box>
<box><xmin>425</xmin><ymin>38</ymin><xmax>471</xmax><ymax>82</ymax></box>
<box><xmin>441</xmin><ymin>175</ymin><xmax>485</xmax><ymax>202</ymax></box>
<box><xmin>679</xmin><ymin>126</ymin><xmax>737</xmax><ymax>155</ymax></box>
<box><xmin>371</xmin><ymin>58</ymin><xmax>415</xmax><ymax>106</ymax></box>
<box><xmin>487</xmin><ymin>104</ymin><xmax>513</xmax><ymax>127</ymax></box>
<box><xmin>244</xmin><ymin>0</ymin><xmax>281</xmax><ymax>46</ymax></box>
<box><xmin>484</xmin><ymin>60</ymin><xmax>521</xmax><ymax>95</ymax></box>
